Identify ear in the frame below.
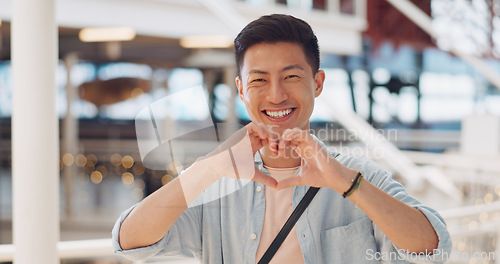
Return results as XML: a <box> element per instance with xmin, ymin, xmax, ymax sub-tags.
<box><xmin>313</xmin><ymin>70</ymin><xmax>325</xmax><ymax>98</ymax></box>
<box><xmin>235</xmin><ymin>76</ymin><xmax>244</xmax><ymax>101</ymax></box>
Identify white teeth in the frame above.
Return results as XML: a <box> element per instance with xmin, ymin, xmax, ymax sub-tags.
<box><xmin>265</xmin><ymin>109</ymin><xmax>293</xmax><ymax>118</ymax></box>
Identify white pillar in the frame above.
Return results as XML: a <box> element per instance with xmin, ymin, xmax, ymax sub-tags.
<box><xmin>11</xmin><ymin>0</ymin><xmax>59</xmax><ymax>263</ymax></box>
<box><xmin>63</xmin><ymin>53</ymin><xmax>79</xmax><ymax>217</ymax></box>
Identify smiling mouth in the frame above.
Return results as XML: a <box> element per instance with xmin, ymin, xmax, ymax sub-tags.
<box><xmin>263</xmin><ymin>108</ymin><xmax>295</xmax><ymax>118</ymax></box>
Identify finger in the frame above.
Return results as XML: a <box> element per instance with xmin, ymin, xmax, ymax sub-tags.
<box><xmin>280</xmin><ymin>128</ymin><xmax>293</xmax><ymax>141</ymax></box>
<box><xmin>280</xmin><ymin>128</ymin><xmax>301</xmax><ymax>155</ymax></box>
<box><xmin>294</xmin><ymin>144</ymin><xmax>319</xmax><ymax>162</ymax></box>
<box><xmin>278</xmin><ymin>130</ymin><xmax>289</xmax><ymax>155</ymax></box>
<box><xmin>268</xmin><ymin>138</ymin><xmax>279</xmax><ymax>154</ymax></box>
<box><xmin>285</xmin><ymin>131</ymin><xmax>319</xmax><ymax>161</ymax></box>
<box><xmin>251</xmin><ymin>124</ymin><xmax>279</xmax><ymax>154</ymax></box>
<box><xmin>252</xmin><ymin>170</ymin><xmax>278</xmax><ymax>189</ymax></box>
<box><xmin>285</xmin><ymin>132</ymin><xmax>307</xmax><ymax>157</ymax></box>
<box><xmin>266</xmin><ymin>124</ymin><xmax>281</xmax><ymax>138</ymax></box>
<box><xmin>291</xmin><ymin>143</ymin><xmax>304</xmax><ymax>158</ymax></box>
<box><xmin>276</xmin><ymin>175</ymin><xmax>303</xmax><ymax>190</ymax></box>
<box><xmin>247</xmin><ymin>124</ymin><xmax>268</xmax><ymax>140</ymax></box>
<box><xmin>282</xmin><ymin>128</ymin><xmax>304</xmax><ymax>143</ymax></box>
<box><xmin>287</xmin><ymin>143</ymin><xmax>302</xmax><ymax>160</ymax></box>
<box><xmin>263</xmin><ymin>125</ymin><xmax>282</xmax><ymax>148</ymax></box>
<box><xmin>248</xmin><ymin>125</ymin><xmax>273</xmax><ymax>154</ymax></box>
<box><xmin>258</xmin><ymin>127</ymin><xmax>276</xmax><ymax>153</ymax></box>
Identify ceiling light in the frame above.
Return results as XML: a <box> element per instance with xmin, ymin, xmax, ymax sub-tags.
<box><xmin>180</xmin><ymin>35</ymin><xmax>233</xmax><ymax>49</ymax></box>
<box><xmin>79</xmin><ymin>27</ymin><xmax>136</xmax><ymax>42</ymax></box>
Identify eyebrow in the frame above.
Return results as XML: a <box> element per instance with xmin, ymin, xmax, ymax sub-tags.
<box><xmin>248</xmin><ymin>64</ymin><xmax>305</xmax><ymax>75</ymax></box>
<box><xmin>249</xmin><ymin>69</ymin><xmax>269</xmax><ymax>74</ymax></box>
<box><xmin>282</xmin><ymin>64</ymin><xmax>305</xmax><ymax>72</ymax></box>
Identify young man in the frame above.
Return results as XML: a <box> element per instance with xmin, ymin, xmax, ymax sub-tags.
<box><xmin>113</xmin><ymin>14</ymin><xmax>451</xmax><ymax>263</ymax></box>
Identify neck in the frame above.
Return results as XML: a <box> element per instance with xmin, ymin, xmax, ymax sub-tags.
<box><xmin>259</xmin><ymin>147</ymin><xmax>301</xmax><ymax>168</ymax></box>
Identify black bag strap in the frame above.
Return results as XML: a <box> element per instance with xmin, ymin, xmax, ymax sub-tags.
<box><xmin>257</xmin><ymin>186</ymin><xmax>320</xmax><ymax>264</ymax></box>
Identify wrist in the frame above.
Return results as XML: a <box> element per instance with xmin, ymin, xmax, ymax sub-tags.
<box><xmin>341</xmin><ymin>171</ymin><xmax>363</xmax><ymax>198</ymax></box>
<box><xmin>329</xmin><ymin>168</ymin><xmax>357</xmax><ymax>194</ymax></box>
<box><xmin>179</xmin><ymin>160</ymin><xmax>220</xmax><ymax>205</ymax></box>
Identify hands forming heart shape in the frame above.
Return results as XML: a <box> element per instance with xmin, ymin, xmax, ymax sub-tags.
<box><xmin>199</xmin><ymin>123</ymin><xmax>356</xmax><ymax>193</ymax></box>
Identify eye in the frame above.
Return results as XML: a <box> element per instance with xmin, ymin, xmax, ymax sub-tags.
<box><xmin>285</xmin><ymin>75</ymin><xmax>299</xmax><ymax>80</ymax></box>
<box><xmin>251</xmin><ymin>78</ymin><xmax>266</xmax><ymax>83</ymax></box>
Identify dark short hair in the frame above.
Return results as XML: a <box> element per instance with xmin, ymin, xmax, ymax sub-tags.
<box><xmin>234</xmin><ymin>14</ymin><xmax>320</xmax><ymax>75</ymax></box>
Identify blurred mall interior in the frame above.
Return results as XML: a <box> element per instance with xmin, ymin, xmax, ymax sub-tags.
<box><xmin>1</xmin><ymin>0</ymin><xmax>500</xmax><ymax>263</ymax></box>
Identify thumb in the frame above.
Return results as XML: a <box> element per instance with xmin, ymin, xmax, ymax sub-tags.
<box><xmin>252</xmin><ymin>169</ymin><xmax>278</xmax><ymax>189</ymax></box>
<box><xmin>276</xmin><ymin>176</ymin><xmax>302</xmax><ymax>190</ymax></box>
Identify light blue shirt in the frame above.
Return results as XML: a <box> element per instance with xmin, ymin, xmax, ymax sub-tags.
<box><xmin>112</xmin><ymin>140</ymin><xmax>451</xmax><ymax>263</ymax></box>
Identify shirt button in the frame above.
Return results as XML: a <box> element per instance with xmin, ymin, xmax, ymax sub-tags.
<box><xmin>256</xmin><ymin>186</ymin><xmax>262</xmax><ymax>192</ymax></box>
<box><xmin>250</xmin><ymin>233</ymin><xmax>257</xmax><ymax>240</ymax></box>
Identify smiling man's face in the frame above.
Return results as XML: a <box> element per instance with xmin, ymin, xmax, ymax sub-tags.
<box><xmin>236</xmin><ymin>42</ymin><xmax>325</xmax><ymax>134</ymax></box>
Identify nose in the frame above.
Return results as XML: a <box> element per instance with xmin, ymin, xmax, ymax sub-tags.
<box><xmin>266</xmin><ymin>81</ymin><xmax>288</xmax><ymax>104</ymax></box>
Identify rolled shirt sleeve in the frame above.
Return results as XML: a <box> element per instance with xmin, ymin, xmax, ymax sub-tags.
<box><xmin>111</xmin><ymin>199</ymin><xmax>204</xmax><ymax>262</ymax></box>
<box><xmin>341</xmin><ymin>154</ymin><xmax>452</xmax><ymax>263</ymax></box>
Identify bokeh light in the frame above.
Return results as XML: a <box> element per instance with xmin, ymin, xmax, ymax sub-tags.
<box><xmin>96</xmin><ymin>165</ymin><xmax>108</xmax><ymax>177</ymax></box>
<box><xmin>75</xmin><ymin>154</ymin><xmax>87</xmax><ymax>167</ymax></box>
<box><xmin>121</xmin><ymin>155</ymin><xmax>134</xmax><ymax>169</ymax></box>
<box><xmin>90</xmin><ymin>171</ymin><xmax>103</xmax><ymax>184</ymax></box>
<box><xmin>110</xmin><ymin>153</ymin><xmax>122</xmax><ymax>166</ymax></box>
<box><xmin>86</xmin><ymin>154</ymin><xmax>97</xmax><ymax>164</ymax></box>
<box><xmin>132</xmin><ymin>163</ymin><xmax>145</xmax><ymax>175</ymax></box>
<box><xmin>484</xmin><ymin>193</ymin><xmax>493</xmax><ymax>204</ymax></box>
<box><xmin>121</xmin><ymin>172</ymin><xmax>134</xmax><ymax>186</ymax></box>
<box><xmin>62</xmin><ymin>153</ymin><xmax>74</xmax><ymax>166</ymax></box>
<box><xmin>162</xmin><ymin>174</ymin><xmax>173</xmax><ymax>185</ymax></box>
